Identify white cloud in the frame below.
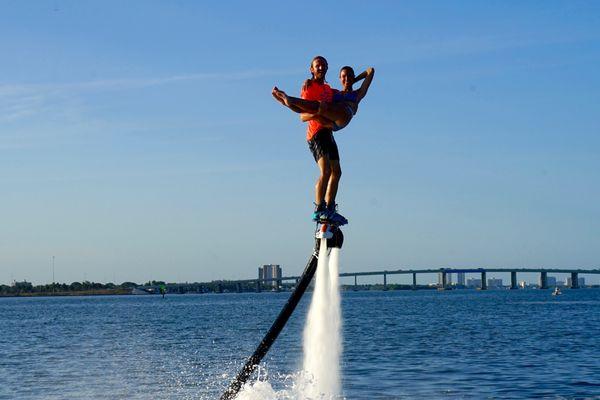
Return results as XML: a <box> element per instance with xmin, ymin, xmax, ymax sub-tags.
<box><xmin>0</xmin><ymin>67</ymin><xmax>302</xmax><ymax>124</ymax></box>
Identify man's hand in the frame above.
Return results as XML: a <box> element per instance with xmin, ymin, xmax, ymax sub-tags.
<box><xmin>300</xmin><ymin>112</ymin><xmax>315</xmax><ymax>122</ymax></box>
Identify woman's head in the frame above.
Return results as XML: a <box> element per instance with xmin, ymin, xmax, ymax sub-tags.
<box><xmin>339</xmin><ymin>66</ymin><xmax>355</xmax><ymax>90</ymax></box>
<box><xmin>310</xmin><ymin>56</ymin><xmax>328</xmax><ymax>82</ymax></box>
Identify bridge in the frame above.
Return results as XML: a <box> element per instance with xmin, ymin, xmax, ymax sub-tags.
<box><xmin>136</xmin><ymin>268</ymin><xmax>600</xmax><ymax>294</ymax></box>
<box><xmin>215</xmin><ymin>267</ymin><xmax>600</xmax><ymax>292</ymax></box>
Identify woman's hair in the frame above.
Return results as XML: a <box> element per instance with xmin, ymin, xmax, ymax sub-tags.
<box><xmin>340</xmin><ymin>66</ymin><xmax>355</xmax><ymax>78</ymax></box>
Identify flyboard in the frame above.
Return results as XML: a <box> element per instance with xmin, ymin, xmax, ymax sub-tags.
<box><xmin>220</xmin><ymin>219</ymin><xmax>345</xmax><ymax>400</ymax></box>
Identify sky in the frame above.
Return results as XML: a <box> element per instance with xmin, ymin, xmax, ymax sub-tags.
<box><xmin>1</xmin><ymin>1</ymin><xmax>599</xmax><ymax>285</ymax></box>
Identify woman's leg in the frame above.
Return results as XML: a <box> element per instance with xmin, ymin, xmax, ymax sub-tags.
<box><xmin>272</xmin><ymin>89</ymin><xmax>304</xmax><ymax>113</ymax></box>
<box><xmin>318</xmin><ymin>102</ymin><xmax>352</xmax><ymax>131</ymax></box>
<box><xmin>272</xmin><ymin>87</ymin><xmax>320</xmax><ymax>113</ymax></box>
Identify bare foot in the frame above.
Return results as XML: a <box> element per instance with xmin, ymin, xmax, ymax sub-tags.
<box><xmin>272</xmin><ymin>87</ymin><xmax>290</xmax><ymax>107</ymax></box>
<box><xmin>271</xmin><ymin>87</ymin><xmax>286</xmax><ymax>106</ymax></box>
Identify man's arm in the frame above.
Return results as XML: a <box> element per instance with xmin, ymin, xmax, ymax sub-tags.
<box><xmin>300</xmin><ymin>113</ymin><xmax>334</xmax><ymax>128</ymax></box>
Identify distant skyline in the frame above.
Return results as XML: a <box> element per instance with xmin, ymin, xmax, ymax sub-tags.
<box><xmin>2</xmin><ymin>1</ymin><xmax>599</xmax><ymax>285</ymax></box>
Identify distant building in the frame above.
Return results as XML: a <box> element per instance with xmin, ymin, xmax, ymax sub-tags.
<box><xmin>547</xmin><ymin>276</ymin><xmax>557</xmax><ymax>287</ymax></box>
<box><xmin>457</xmin><ymin>272</ymin><xmax>466</xmax><ymax>286</ymax></box>
<box><xmin>438</xmin><ymin>271</ymin><xmax>451</xmax><ymax>287</ymax></box>
<box><xmin>259</xmin><ymin>264</ymin><xmax>282</xmax><ymax>288</ymax></box>
<box><xmin>487</xmin><ymin>278</ymin><xmax>503</xmax><ymax>288</ymax></box>
<box><xmin>467</xmin><ymin>278</ymin><xmax>482</xmax><ymax>288</ymax></box>
<box><xmin>566</xmin><ymin>277</ymin><xmax>586</xmax><ymax>287</ymax></box>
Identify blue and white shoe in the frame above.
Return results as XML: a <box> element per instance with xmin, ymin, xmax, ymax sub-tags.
<box><xmin>312</xmin><ymin>203</ymin><xmax>327</xmax><ymax>222</ymax></box>
<box><xmin>320</xmin><ymin>204</ymin><xmax>348</xmax><ymax>226</ymax></box>
<box><xmin>329</xmin><ymin>211</ymin><xmax>348</xmax><ymax>226</ymax></box>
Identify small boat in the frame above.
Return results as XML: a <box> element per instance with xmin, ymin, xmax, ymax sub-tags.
<box><xmin>552</xmin><ymin>287</ymin><xmax>562</xmax><ymax>296</ymax></box>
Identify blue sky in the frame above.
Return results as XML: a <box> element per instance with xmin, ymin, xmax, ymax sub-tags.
<box><xmin>1</xmin><ymin>1</ymin><xmax>599</xmax><ymax>285</ymax></box>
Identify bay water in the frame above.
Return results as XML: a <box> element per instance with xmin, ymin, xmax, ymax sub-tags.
<box><xmin>1</xmin><ymin>288</ymin><xmax>599</xmax><ymax>399</ymax></box>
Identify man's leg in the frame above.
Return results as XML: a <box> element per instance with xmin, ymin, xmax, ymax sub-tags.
<box><xmin>316</xmin><ymin>156</ymin><xmax>331</xmax><ymax>206</ymax></box>
<box><xmin>322</xmin><ymin>134</ymin><xmax>348</xmax><ymax>225</ymax></box>
<box><xmin>311</xmin><ymin>155</ymin><xmax>331</xmax><ymax>220</ymax></box>
<box><xmin>325</xmin><ymin>159</ymin><xmax>341</xmax><ymax>206</ymax></box>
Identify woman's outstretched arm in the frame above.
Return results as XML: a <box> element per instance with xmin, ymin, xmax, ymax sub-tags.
<box><xmin>356</xmin><ymin>67</ymin><xmax>375</xmax><ymax>102</ymax></box>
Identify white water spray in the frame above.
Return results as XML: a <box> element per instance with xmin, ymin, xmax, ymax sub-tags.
<box><xmin>301</xmin><ymin>239</ymin><xmax>343</xmax><ymax>399</ymax></box>
<box><xmin>235</xmin><ymin>239</ymin><xmax>343</xmax><ymax>400</ymax></box>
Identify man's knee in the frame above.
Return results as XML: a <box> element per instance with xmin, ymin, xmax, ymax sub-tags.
<box><xmin>317</xmin><ymin>158</ymin><xmax>332</xmax><ymax>179</ymax></box>
<box><xmin>330</xmin><ymin>163</ymin><xmax>341</xmax><ymax>180</ymax></box>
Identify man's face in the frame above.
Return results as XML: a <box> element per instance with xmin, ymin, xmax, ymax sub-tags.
<box><xmin>310</xmin><ymin>58</ymin><xmax>328</xmax><ymax>81</ymax></box>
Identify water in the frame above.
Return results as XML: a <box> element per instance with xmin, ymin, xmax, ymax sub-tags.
<box><xmin>301</xmin><ymin>242</ymin><xmax>342</xmax><ymax>398</ymax></box>
<box><xmin>1</xmin><ymin>289</ymin><xmax>599</xmax><ymax>399</ymax></box>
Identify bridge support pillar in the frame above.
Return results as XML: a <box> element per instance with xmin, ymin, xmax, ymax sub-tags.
<box><xmin>256</xmin><ymin>280</ymin><xmax>261</xmax><ymax>293</ymax></box>
<box><xmin>510</xmin><ymin>271</ymin><xmax>517</xmax><ymax>289</ymax></box>
<box><xmin>354</xmin><ymin>275</ymin><xmax>357</xmax><ymax>291</ymax></box>
<box><xmin>438</xmin><ymin>271</ymin><xmax>448</xmax><ymax>290</ymax></box>
<box><xmin>571</xmin><ymin>272</ymin><xmax>579</xmax><ymax>289</ymax></box>
<box><xmin>383</xmin><ymin>273</ymin><xmax>388</xmax><ymax>291</ymax></box>
<box><xmin>412</xmin><ymin>273</ymin><xmax>417</xmax><ymax>290</ymax></box>
<box><xmin>540</xmin><ymin>271</ymin><xmax>548</xmax><ymax>289</ymax></box>
<box><xmin>480</xmin><ymin>271</ymin><xmax>487</xmax><ymax>290</ymax></box>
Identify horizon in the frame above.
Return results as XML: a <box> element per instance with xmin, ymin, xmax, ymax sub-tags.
<box><xmin>2</xmin><ymin>1</ymin><xmax>600</xmax><ymax>285</ymax></box>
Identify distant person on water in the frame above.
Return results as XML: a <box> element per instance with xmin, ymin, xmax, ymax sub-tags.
<box><xmin>272</xmin><ymin>56</ymin><xmax>374</xmax><ymax>223</ymax></box>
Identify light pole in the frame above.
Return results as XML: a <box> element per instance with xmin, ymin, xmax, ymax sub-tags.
<box><xmin>52</xmin><ymin>256</ymin><xmax>55</xmax><ymax>293</ymax></box>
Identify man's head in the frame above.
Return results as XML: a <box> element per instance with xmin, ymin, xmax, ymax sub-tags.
<box><xmin>339</xmin><ymin>66</ymin><xmax>355</xmax><ymax>91</ymax></box>
<box><xmin>310</xmin><ymin>56</ymin><xmax>328</xmax><ymax>83</ymax></box>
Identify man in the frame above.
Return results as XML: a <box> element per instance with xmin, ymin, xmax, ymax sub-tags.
<box><xmin>300</xmin><ymin>56</ymin><xmax>347</xmax><ymax>224</ymax></box>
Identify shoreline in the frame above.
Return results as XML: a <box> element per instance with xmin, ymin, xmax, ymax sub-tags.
<box><xmin>2</xmin><ymin>285</ymin><xmax>597</xmax><ymax>298</ymax></box>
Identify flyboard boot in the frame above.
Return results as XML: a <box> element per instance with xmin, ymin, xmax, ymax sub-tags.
<box><xmin>315</xmin><ymin>203</ymin><xmax>347</xmax><ymax>248</ymax></box>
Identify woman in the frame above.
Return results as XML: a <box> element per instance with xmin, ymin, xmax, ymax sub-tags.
<box><xmin>272</xmin><ymin>65</ymin><xmax>375</xmax><ymax>132</ymax></box>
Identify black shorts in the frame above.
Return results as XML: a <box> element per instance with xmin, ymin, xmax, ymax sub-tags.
<box><xmin>307</xmin><ymin>128</ymin><xmax>339</xmax><ymax>163</ymax></box>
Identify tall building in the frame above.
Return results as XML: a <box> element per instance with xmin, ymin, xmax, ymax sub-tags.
<box><xmin>438</xmin><ymin>272</ymin><xmax>449</xmax><ymax>287</ymax></box>
<box><xmin>258</xmin><ymin>264</ymin><xmax>282</xmax><ymax>288</ymax></box>
<box><xmin>457</xmin><ymin>272</ymin><xmax>466</xmax><ymax>286</ymax></box>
